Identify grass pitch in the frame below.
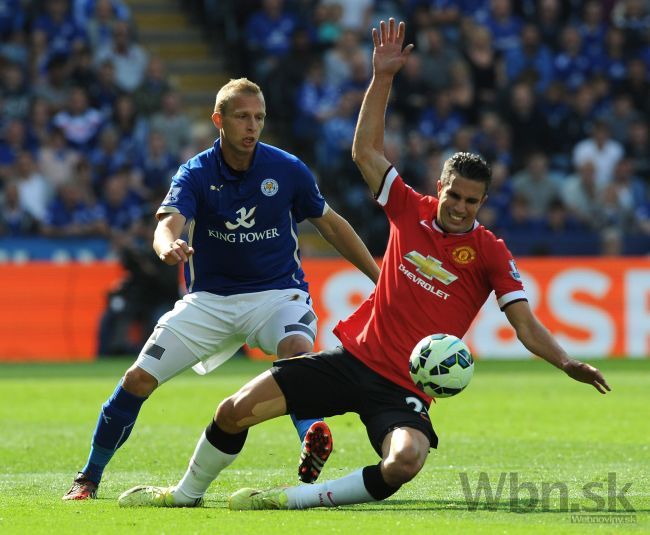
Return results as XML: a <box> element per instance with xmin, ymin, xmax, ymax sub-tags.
<box><xmin>0</xmin><ymin>357</ymin><xmax>648</xmax><ymax>534</ymax></box>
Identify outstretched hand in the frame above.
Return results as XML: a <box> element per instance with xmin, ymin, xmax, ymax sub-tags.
<box><xmin>563</xmin><ymin>359</ymin><xmax>611</xmax><ymax>394</ymax></box>
<box><xmin>372</xmin><ymin>18</ymin><xmax>414</xmax><ymax>78</ymax></box>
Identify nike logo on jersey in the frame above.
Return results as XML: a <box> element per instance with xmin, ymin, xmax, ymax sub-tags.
<box><xmin>225</xmin><ymin>206</ymin><xmax>257</xmax><ymax>230</ymax></box>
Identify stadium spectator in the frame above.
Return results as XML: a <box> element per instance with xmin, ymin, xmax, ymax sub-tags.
<box><xmin>560</xmin><ymin>160</ymin><xmax>604</xmax><ymax>229</ymax></box>
<box><xmin>85</xmin><ymin>0</ymin><xmax>126</xmax><ymax>51</ymax></box>
<box><xmin>0</xmin><ymin>180</ymin><xmax>39</xmax><ymax>236</ymax></box>
<box><xmin>499</xmin><ymin>82</ymin><xmax>550</xmax><ymax>170</ymax></box>
<box><xmin>552</xmin><ymin>26</ymin><xmax>591</xmax><ymax>91</ymax></box>
<box><xmin>41</xmin><ymin>178</ymin><xmax>103</xmax><ymax>238</ymax></box>
<box><xmin>416</xmin><ymin>26</ymin><xmax>460</xmax><ymax>92</ymax></box>
<box><xmin>323</xmin><ymin>28</ymin><xmax>368</xmax><ymax>89</ymax></box>
<box><xmin>26</xmin><ymin>98</ymin><xmax>54</xmax><ymax>148</ymax></box>
<box><xmin>106</xmin><ymin>93</ymin><xmax>148</xmax><ymax>164</ymax></box>
<box><xmin>462</xmin><ymin>23</ymin><xmax>501</xmax><ymax>114</ymax></box>
<box><xmin>96</xmin><ymin>170</ymin><xmax>143</xmax><ymax>234</ymax></box>
<box><xmin>321</xmin><ymin>0</ymin><xmax>373</xmax><ymax>34</ymax></box>
<box><xmin>94</xmin><ymin>19</ymin><xmax>148</xmax><ymax>92</ymax></box>
<box><xmin>0</xmin><ymin>119</ymin><xmax>33</xmax><ymax>180</ymax></box>
<box><xmin>418</xmin><ymin>89</ymin><xmax>465</xmax><ymax>151</ymax></box>
<box><xmin>535</xmin><ymin>0</ymin><xmax>564</xmax><ymax>51</ymax></box>
<box><xmin>52</xmin><ymin>85</ymin><xmax>104</xmax><ymax>152</ymax></box>
<box><xmin>511</xmin><ymin>151</ymin><xmax>561</xmax><ymax>217</ymax></box>
<box><xmin>73</xmin><ymin>0</ymin><xmax>130</xmax><ymax>27</ymax></box>
<box><xmin>133</xmin><ymin>130</ymin><xmax>179</xmax><ymax>204</ymax></box>
<box><xmin>32</xmin><ymin>0</ymin><xmax>88</xmax><ymax>63</ymax></box>
<box><xmin>88</xmin><ymin>126</ymin><xmax>129</xmax><ymax>193</ymax></box>
<box><xmin>591</xmin><ymin>27</ymin><xmax>628</xmax><ymax>87</ymax></box>
<box><xmin>114</xmin><ymin>20</ymin><xmax>609</xmax><ymax>511</ymax></box>
<box><xmin>132</xmin><ymin>55</ymin><xmax>171</xmax><ymax>117</ymax></box>
<box><xmin>474</xmin><ymin>0</ymin><xmax>523</xmax><ymax>54</ymax></box>
<box><xmin>390</xmin><ymin>52</ymin><xmax>432</xmax><ymax>128</ymax></box>
<box><xmin>88</xmin><ymin>58</ymin><xmax>121</xmax><ymax>114</ymax></box>
<box><xmin>503</xmin><ymin>23</ymin><xmax>554</xmax><ymax>94</ymax></box>
<box><xmin>572</xmin><ymin>119</ymin><xmax>624</xmax><ymax>191</ymax></box>
<box><xmin>625</xmin><ymin>119</ymin><xmax>650</xmax><ymax>181</ymax></box>
<box><xmin>1</xmin><ymin>61</ymin><xmax>31</xmax><ymax>121</ymax></box>
<box><xmin>578</xmin><ymin>1</ymin><xmax>608</xmax><ymax>61</ymax></box>
<box><xmin>32</xmin><ymin>53</ymin><xmax>71</xmax><ymax>113</ymax></box>
<box><xmin>36</xmin><ymin>126</ymin><xmax>81</xmax><ymax>188</ymax></box>
<box><xmin>12</xmin><ymin>150</ymin><xmax>53</xmax><ymax>223</ymax></box>
<box><xmin>149</xmin><ymin>90</ymin><xmax>191</xmax><ymax>158</ymax></box>
<box><xmin>600</xmin><ymin>92</ymin><xmax>639</xmax><ymax>145</ymax></box>
<box><xmin>292</xmin><ymin>59</ymin><xmax>339</xmax><ymax>162</ymax></box>
<box><xmin>243</xmin><ymin>0</ymin><xmax>298</xmax><ymax>83</ymax></box>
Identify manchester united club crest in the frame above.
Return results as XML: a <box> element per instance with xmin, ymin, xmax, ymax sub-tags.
<box><xmin>451</xmin><ymin>246</ymin><xmax>476</xmax><ymax>264</ymax></box>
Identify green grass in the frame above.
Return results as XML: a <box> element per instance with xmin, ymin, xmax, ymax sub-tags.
<box><xmin>0</xmin><ymin>358</ymin><xmax>648</xmax><ymax>534</ymax></box>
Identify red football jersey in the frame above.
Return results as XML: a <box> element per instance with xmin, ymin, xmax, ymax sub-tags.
<box><xmin>334</xmin><ymin>168</ymin><xmax>526</xmax><ymax>401</ymax></box>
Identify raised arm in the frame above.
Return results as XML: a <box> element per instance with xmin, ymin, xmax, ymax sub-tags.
<box><xmin>352</xmin><ymin>18</ymin><xmax>413</xmax><ymax>195</ymax></box>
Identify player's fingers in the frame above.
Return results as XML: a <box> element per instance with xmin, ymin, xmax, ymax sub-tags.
<box><xmin>388</xmin><ymin>18</ymin><xmax>395</xmax><ymax>41</ymax></box>
<box><xmin>597</xmin><ymin>374</ymin><xmax>611</xmax><ymax>392</ymax></box>
<box><xmin>403</xmin><ymin>43</ymin><xmax>415</xmax><ymax>56</ymax></box>
<box><xmin>592</xmin><ymin>380</ymin><xmax>607</xmax><ymax>394</ymax></box>
<box><xmin>380</xmin><ymin>20</ymin><xmax>387</xmax><ymax>45</ymax></box>
<box><xmin>372</xmin><ymin>27</ymin><xmax>379</xmax><ymax>47</ymax></box>
<box><xmin>396</xmin><ymin>20</ymin><xmax>404</xmax><ymax>42</ymax></box>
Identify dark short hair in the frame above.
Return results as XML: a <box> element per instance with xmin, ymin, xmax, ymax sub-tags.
<box><xmin>441</xmin><ymin>152</ymin><xmax>492</xmax><ymax>193</ymax></box>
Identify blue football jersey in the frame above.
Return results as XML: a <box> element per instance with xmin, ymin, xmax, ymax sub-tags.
<box><xmin>157</xmin><ymin>139</ymin><xmax>327</xmax><ymax>295</ymax></box>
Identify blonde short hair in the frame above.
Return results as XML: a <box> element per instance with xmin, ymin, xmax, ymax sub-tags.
<box><xmin>214</xmin><ymin>78</ymin><xmax>263</xmax><ymax>114</ymax></box>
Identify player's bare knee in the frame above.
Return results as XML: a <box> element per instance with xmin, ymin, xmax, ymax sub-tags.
<box><xmin>122</xmin><ymin>365</ymin><xmax>158</xmax><ymax>397</ymax></box>
<box><xmin>215</xmin><ymin>395</ymin><xmax>248</xmax><ymax>434</ymax></box>
<box><xmin>383</xmin><ymin>447</ymin><xmax>426</xmax><ymax>485</ymax></box>
<box><xmin>276</xmin><ymin>335</ymin><xmax>312</xmax><ymax>358</ymax></box>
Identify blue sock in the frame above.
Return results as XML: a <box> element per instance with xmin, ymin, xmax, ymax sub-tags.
<box><xmin>291</xmin><ymin>415</ymin><xmax>322</xmax><ymax>443</ymax></box>
<box><xmin>81</xmin><ymin>380</ymin><xmax>147</xmax><ymax>485</ymax></box>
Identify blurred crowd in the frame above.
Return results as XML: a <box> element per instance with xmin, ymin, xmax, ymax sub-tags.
<box><xmin>0</xmin><ymin>0</ymin><xmax>202</xmax><ymax>245</ymax></box>
<box><xmin>1</xmin><ymin>0</ymin><xmax>650</xmax><ymax>257</ymax></box>
<box><xmin>198</xmin><ymin>0</ymin><xmax>650</xmax><ymax>256</ymax></box>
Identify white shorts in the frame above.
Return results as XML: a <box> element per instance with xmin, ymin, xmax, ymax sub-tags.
<box><xmin>134</xmin><ymin>289</ymin><xmax>317</xmax><ymax>384</ymax></box>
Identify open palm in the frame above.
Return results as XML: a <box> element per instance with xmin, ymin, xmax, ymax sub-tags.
<box><xmin>372</xmin><ymin>18</ymin><xmax>414</xmax><ymax>77</ymax></box>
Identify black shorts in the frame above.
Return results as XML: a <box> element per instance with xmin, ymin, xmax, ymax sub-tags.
<box><xmin>271</xmin><ymin>346</ymin><xmax>438</xmax><ymax>456</ymax></box>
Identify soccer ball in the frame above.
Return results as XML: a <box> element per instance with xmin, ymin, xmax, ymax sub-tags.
<box><xmin>409</xmin><ymin>334</ymin><xmax>474</xmax><ymax>398</ymax></box>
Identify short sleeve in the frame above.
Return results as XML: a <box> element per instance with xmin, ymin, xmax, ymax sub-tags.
<box><xmin>290</xmin><ymin>160</ymin><xmax>327</xmax><ymax>222</ymax></box>
<box><xmin>487</xmin><ymin>239</ymin><xmax>527</xmax><ymax>310</ymax></box>
<box><xmin>376</xmin><ymin>166</ymin><xmax>422</xmax><ymax>222</ymax></box>
<box><xmin>156</xmin><ymin>164</ymin><xmax>198</xmax><ymax>221</ymax></box>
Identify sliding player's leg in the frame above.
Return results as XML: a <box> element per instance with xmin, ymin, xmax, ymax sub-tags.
<box><xmin>229</xmin><ymin>426</ymin><xmax>430</xmax><ymax>510</ymax></box>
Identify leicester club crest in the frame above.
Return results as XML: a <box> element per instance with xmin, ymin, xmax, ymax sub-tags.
<box><xmin>261</xmin><ymin>178</ymin><xmax>279</xmax><ymax>196</ymax></box>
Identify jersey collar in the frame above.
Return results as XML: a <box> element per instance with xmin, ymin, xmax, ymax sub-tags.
<box><xmin>430</xmin><ymin>218</ymin><xmax>480</xmax><ymax>234</ymax></box>
<box><xmin>213</xmin><ymin>138</ymin><xmax>260</xmax><ymax>181</ymax></box>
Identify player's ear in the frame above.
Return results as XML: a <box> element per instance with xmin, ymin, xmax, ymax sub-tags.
<box><xmin>436</xmin><ymin>179</ymin><xmax>443</xmax><ymax>196</ymax></box>
<box><xmin>211</xmin><ymin>111</ymin><xmax>222</xmax><ymax>130</ymax></box>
